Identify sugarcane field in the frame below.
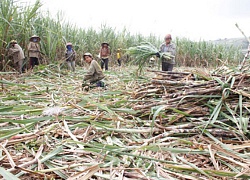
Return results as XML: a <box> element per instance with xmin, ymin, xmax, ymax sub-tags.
<box><xmin>1</xmin><ymin>0</ymin><xmax>250</xmax><ymax>180</ymax></box>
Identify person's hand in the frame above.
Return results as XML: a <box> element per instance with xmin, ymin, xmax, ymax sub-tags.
<box><xmin>82</xmin><ymin>81</ymin><xmax>87</xmax><ymax>87</ymax></box>
<box><xmin>155</xmin><ymin>52</ymin><xmax>160</xmax><ymax>58</ymax></box>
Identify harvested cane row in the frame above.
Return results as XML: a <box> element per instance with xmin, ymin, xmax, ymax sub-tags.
<box><xmin>131</xmin><ymin>71</ymin><xmax>250</xmax><ymax>146</ymax></box>
<box><xmin>132</xmin><ymin>69</ymin><xmax>250</xmax><ymax>123</ymax></box>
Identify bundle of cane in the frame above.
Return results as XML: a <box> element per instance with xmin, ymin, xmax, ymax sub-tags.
<box><xmin>126</xmin><ymin>42</ymin><xmax>174</xmax><ymax>74</ymax></box>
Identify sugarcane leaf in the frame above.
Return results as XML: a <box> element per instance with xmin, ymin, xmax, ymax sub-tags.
<box><xmin>0</xmin><ymin>123</ymin><xmax>35</xmax><ymax>141</ymax></box>
<box><xmin>0</xmin><ymin>79</ymin><xmax>29</xmax><ymax>87</ymax></box>
<box><xmin>44</xmin><ymin>161</ymin><xmax>68</xmax><ymax>179</ymax></box>
<box><xmin>176</xmin><ymin>155</ymin><xmax>211</xmax><ymax>178</ymax></box>
<box><xmin>0</xmin><ymin>167</ymin><xmax>19</xmax><ymax>180</ymax></box>
<box><xmin>0</xmin><ymin>117</ymin><xmax>52</xmax><ymax>124</ymax></box>
<box><xmin>0</xmin><ymin>108</ymin><xmax>43</xmax><ymax>115</ymax></box>
<box><xmin>40</xmin><ymin>146</ymin><xmax>62</xmax><ymax>160</ymax></box>
<box><xmin>150</xmin><ymin>105</ymin><xmax>166</xmax><ymax>136</ymax></box>
<box><xmin>0</xmin><ymin>106</ymin><xmax>13</xmax><ymax>112</ymax></box>
<box><xmin>202</xmin><ymin>98</ymin><xmax>223</xmax><ymax>132</ymax></box>
<box><xmin>111</xmin><ymin>108</ymin><xmax>140</xmax><ymax>115</ymax></box>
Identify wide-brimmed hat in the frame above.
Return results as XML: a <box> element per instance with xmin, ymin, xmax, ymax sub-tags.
<box><xmin>83</xmin><ymin>52</ymin><xmax>93</xmax><ymax>59</ymax></box>
<box><xmin>29</xmin><ymin>35</ymin><xmax>41</xmax><ymax>41</ymax></box>
<box><xmin>10</xmin><ymin>40</ymin><xmax>17</xmax><ymax>44</ymax></box>
<box><xmin>66</xmin><ymin>42</ymin><xmax>73</xmax><ymax>47</ymax></box>
<box><xmin>101</xmin><ymin>42</ymin><xmax>109</xmax><ymax>46</ymax></box>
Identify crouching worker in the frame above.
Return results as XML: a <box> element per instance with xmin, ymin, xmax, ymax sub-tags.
<box><xmin>82</xmin><ymin>52</ymin><xmax>105</xmax><ymax>89</ymax></box>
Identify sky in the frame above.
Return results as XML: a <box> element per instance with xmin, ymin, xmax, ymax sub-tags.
<box><xmin>20</xmin><ymin>0</ymin><xmax>250</xmax><ymax>41</ymax></box>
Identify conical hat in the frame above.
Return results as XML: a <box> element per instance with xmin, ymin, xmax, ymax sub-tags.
<box><xmin>29</xmin><ymin>35</ymin><xmax>41</xmax><ymax>41</ymax></box>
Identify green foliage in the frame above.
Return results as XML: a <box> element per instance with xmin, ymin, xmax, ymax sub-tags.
<box><xmin>0</xmin><ymin>0</ymin><xmax>243</xmax><ymax>71</ymax></box>
<box><xmin>175</xmin><ymin>37</ymin><xmax>243</xmax><ymax>67</ymax></box>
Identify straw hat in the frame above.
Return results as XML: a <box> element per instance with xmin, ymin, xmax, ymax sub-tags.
<box><xmin>29</xmin><ymin>35</ymin><xmax>41</xmax><ymax>42</ymax></box>
<box><xmin>66</xmin><ymin>42</ymin><xmax>73</xmax><ymax>47</ymax></box>
<box><xmin>83</xmin><ymin>52</ymin><xmax>93</xmax><ymax>58</ymax></box>
<box><xmin>10</xmin><ymin>40</ymin><xmax>17</xmax><ymax>44</ymax></box>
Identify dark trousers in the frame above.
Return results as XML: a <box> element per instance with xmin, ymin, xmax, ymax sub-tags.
<box><xmin>117</xmin><ymin>59</ymin><xmax>121</xmax><ymax>66</ymax></box>
<box><xmin>101</xmin><ymin>58</ymin><xmax>109</xmax><ymax>70</ymax></box>
<box><xmin>30</xmin><ymin>57</ymin><xmax>39</xmax><ymax>69</ymax></box>
<box><xmin>162</xmin><ymin>61</ymin><xmax>174</xmax><ymax>71</ymax></box>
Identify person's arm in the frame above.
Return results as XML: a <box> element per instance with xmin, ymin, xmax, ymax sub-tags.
<box><xmin>27</xmin><ymin>42</ymin><xmax>31</xmax><ymax>51</ymax></box>
<box><xmin>156</xmin><ymin>44</ymin><xmax>163</xmax><ymax>58</ymax></box>
<box><xmin>65</xmin><ymin>50</ymin><xmax>68</xmax><ymax>58</ymax></box>
<box><xmin>73</xmin><ymin>50</ymin><xmax>76</xmax><ymax>61</ymax></box>
<box><xmin>8</xmin><ymin>47</ymin><xmax>20</xmax><ymax>56</ymax></box>
<box><xmin>108</xmin><ymin>47</ymin><xmax>111</xmax><ymax>56</ymax></box>
<box><xmin>99</xmin><ymin>48</ymin><xmax>102</xmax><ymax>58</ymax></box>
<box><xmin>169</xmin><ymin>44</ymin><xmax>176</xmax><ymax>56</ymax></box>
<box><xmin>37</xmin><ymin>44</ymin><xmax>41</xmax><ymax>52</ymax></box>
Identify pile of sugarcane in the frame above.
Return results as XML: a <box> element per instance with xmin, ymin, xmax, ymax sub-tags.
<box><xmin>131</xmin><ymin>68</ymin><xmax>250</xmax><ymax>133</ymax></box>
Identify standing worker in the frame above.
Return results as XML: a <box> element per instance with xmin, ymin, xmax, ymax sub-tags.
<box><xmin>157</xmin><ymin>34</ymin><xmax>176</xmax><ymax>71</ymax></box>
<box><xmin>8</xmin><ymin>40</ymin><xmax>25</xmax><ymax>74</ymax></box>
<box><xmin>116</xmin><ymin>48</ymin><xmax>122</xmax><ymax>66</ymax></box>
<box><xmin>65</xmin><ymin>42</ymin><xmax>76</xmax><ymax>72</ymax></box>
<box><xmin>27</xmin><ymin>35</ymin><xmax>41</xmax><ymax>69</ymax></box>
<box><xmin>99</xmin><ymin>42</ymin><xmax>111</xmax><ymax>71</ymax></box>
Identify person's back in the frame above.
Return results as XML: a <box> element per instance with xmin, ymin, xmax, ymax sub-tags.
<box><xmin>8</xmin><ymin>40</ymin><xmax>25</xmax><ymax>73</ymax></box>
<box><xmin>9</xmin><ymin>43</ymin><xmax>25</xmax><ymax>63</ymax></box>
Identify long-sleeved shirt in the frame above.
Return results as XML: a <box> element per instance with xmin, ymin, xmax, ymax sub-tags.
<box><xmin>65</xmin><ymin>49</ymin><xmax>76</xmax><ymax>61</ymax></box>
<box><xmin>159</xmin><ymin>42</ymin><xmax>176</xmax><ymax>64</ymax></box>
<box><xmin>100</xmin><ymin>47</ymin><xmax>110</xmax><ymax>59</ymax></box>
<box><xmin>28</xmin><ymin>42</ymin><xmax>40</xmax><ymax>58</ymax></box>
<box><xmin>83</xmin><ymin>60</ymin><xmax>105</xmax><ymax>83</ymax></box>
<box><xmin>8</xmin><ymin>44</ymin><xmax>25</xmax><ymax>63</ymax></box>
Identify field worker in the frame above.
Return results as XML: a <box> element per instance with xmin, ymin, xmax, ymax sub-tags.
<box><xmin>116</xmin><ymin>48</ymin><xmax>122</xmax><ymax>66</ymax></box>
<box><xmin>157</xmin><ymin>34</ymin><xmax>176</xmax><ymax>71</ymax></box>
<box><xmin>65</xmin><ymin>42</ymin><xmax>76</xmax><ymax>72</ymax></box>
<box><xmin>82</xmin><ymin>52</ymin><xmax>105</xmax><ymax>88</ymax></box>
<box><xmin>8</xmin><ymin>40</ymin><xmax>25</xmax><ymax>74</ymax></box>
<box><xmin>99</xmin><ymin>42</ymin><xmax>111</xmax><ymax>71</ymax></box>
<box><xmin>27</xmin><ymin>35</ymin><xmax>41</xmax><ymax>69</ymax></box>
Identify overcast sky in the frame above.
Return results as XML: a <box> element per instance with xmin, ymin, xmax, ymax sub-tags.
<box><xmin>20</xmin><ymin>0</ymin><xmax>250</xmax><ymax>41</ymax></box>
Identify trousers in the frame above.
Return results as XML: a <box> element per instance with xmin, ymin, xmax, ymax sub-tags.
<box><xmin>101</xmin><ymin>58</ymin><xmax>109</xmax><ymax>70</ymax></box>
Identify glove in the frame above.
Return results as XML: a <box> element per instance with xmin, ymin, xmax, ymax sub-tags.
<box><xmin>155</xmin><ymin>52</ymin><xmax>160</xmax><ymax>58</ymax></box>
<box><xmin>82</xmin><ymin>81</ymin><xmax>87</xmax><ymax>87</ymax></box>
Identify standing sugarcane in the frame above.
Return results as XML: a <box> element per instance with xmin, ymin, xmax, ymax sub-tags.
<box><xmin>235</xmin><ymin>23</ymin><xmax>250</xmax><ymax>70</ymax></box>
